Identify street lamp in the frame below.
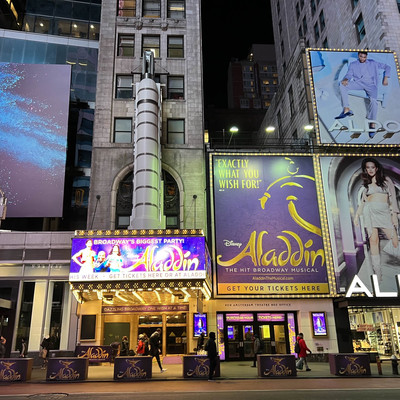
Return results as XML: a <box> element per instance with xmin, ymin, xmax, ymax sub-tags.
<box><xmin>227</xmin><ymin>126</ymin><xmax>238</xmax><ymax>147</ymax></box>
<box><xmin>265</xmin><ymin>126</ymin><xmax>275</xmax><ymax>133</ymax></box>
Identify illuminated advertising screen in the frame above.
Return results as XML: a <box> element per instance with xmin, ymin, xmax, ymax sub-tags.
<box><xmin>320</xmin><ymin>155</ymin><xmax>400</xmax><ymax>296</ymax></box>
<box><xmin>69</xmin><ymin>236</ymin><xmax>207</xmax><ymax>282</ymax></box>
<box><xmin>212</xmin><ymin>154</ymin><xmax>330</xmax><ymax>295</ymax></box>
<box><xmin>0</xmin><ymin>63</ymin><xmax>71</xmax><ymax>217</ymax></box>
<box><xmin>311</xmin><ymin>312</ymin><xmax>327</xmax><ymax>337</ymax></box>
<box><xmin>193</xmin><ymin>313</ymin><xmax>207</xmax><ymax>337</ymax></box>
<box><xmin>308</xmin><ymin>49</ymin><xmax>400</xmax><ymax>145</ymax></box>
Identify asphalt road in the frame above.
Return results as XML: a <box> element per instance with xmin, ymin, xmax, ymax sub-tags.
<box><xmin>1</xmin><ymin>378</ymin><xmax>400</xmax><ymax>400</ymax></box>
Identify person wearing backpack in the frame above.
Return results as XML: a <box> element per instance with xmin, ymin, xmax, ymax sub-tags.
<box><xmin>295</xmin><ymin>333</ymin><xmax>312</xmax><ymax>371</ymax></box>
<box><xmin>251</xmin><ymin>333</ymin><xmax>262</xmax><ymax>368</ymax></box>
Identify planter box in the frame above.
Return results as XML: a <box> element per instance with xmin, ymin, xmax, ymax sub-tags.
<box><xmin>114</xmin><ymin>356</ymin><xmax>152</xmax><ymax>380</ymax></box>
<box><xmin>329</xmin><ymin>353</ymin><xmax>371</xmax><ymax>376</ymax></box>
<box><xmin>46</xmin><ymin>357</ymin><xmax>89</xmax><ymax>381</ymax></box>
<box><xmin>0</xmin><ymin>358</ymin><xmax>33</xmax><ymax>382</ymax></box>
<box><xmin>183</xmin><ymin>355</ymin><xmax>220</xmax><ymax>379</ymax></box>
<box><xmin>257</xmin><ymin>354</ymin><xmax>297</xmax><ymax>378</ymax></box>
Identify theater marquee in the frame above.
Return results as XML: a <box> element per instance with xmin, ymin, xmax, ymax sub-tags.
<box><xmin>70</xmin><ymin>235</ymin><xmax>209</xmax><ymax>282</ymax></box>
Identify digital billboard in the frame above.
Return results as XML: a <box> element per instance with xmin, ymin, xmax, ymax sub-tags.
<box><xmin>0</xmin><ymin>63</ymin><xmax>71</xmax><ymax>217</ymax></box>
<box><xmin>69</xmin><ymin>236</ymin><xmax>208</xmax><ymax>282</ymax></box>
<box><xmin>311</xmin><ymin>312</ymin><xmax>328</xmax><ymax>337</ymax></box>
<box><xmin>308</xmin><ymin>49</ymin><xmax>400</xmax><ymax>145</ymax></box>
<box><xmin>319</xmin><ymin>155</ymin><xmax>400</xmax><ymax>296</ymax></box>
<box><xmin>212</xmin><ymin>154</ymin><xmax>331</xmax><ymax>296</ymax></box>
<box><xmin>193</xmin><ymin>313</ymin><xmax>207</xmax><ymax>337</ymax></box>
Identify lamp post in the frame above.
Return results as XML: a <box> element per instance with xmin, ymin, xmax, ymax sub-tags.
<box><xmin>0</xmin><ymin>189</ymin><xmax>7</xmax><ymax>228</ymax></box>
<box><xmin>227</xmin><ymin>126</ymin><xmax>239</xmax><ymax>147</ymax></box>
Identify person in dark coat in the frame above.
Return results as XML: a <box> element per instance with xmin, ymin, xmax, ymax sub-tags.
<box><xmin>197</xmin><ymin>332</ymin><xmax>205</xmax><ymax>353</ymax></box>
<box><xmin>149</xmin><ymin>328</ymin><xmax>166</xmax><ymax>372</ymax></box>
<box><xmin>120</xmin><ymin>336</ymin><xmax>129</xmax><ymax>356</ymax></box>
<box><xmin>205</xmin><ymin>331</ymin><xmax>218</xmax><ymax>381</ymax></box>
<box><xmin>252</xmin><ymin>333</ymin><xmax>261</xmax><ymax>367</ymax></box>
<box><xmin>40</xmin><ymin>336</ymin><xmax>50</xmax><ymax>368</ymax></box>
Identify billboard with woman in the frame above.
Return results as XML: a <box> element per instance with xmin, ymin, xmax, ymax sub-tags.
<box><xmin>319</xmin><ymin>155</ymin><xmax>400</xmax><ymax>294</ymax></box>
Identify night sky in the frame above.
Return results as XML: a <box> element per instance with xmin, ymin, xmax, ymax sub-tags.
<box><xmin>201</xmin><ymin>0</ymin><xmax>274</xmax><ymax>108</ymax></box>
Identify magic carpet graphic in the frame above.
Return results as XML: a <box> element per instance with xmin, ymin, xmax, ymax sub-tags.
<box><xmin>212</xmin><ymin>155</ymin><xmax>329</xmax><ymax>295</ymax></box>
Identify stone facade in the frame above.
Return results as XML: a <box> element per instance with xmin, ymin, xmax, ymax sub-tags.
<box><xmin>88</xmin><ymin>0</ymin><xmax>205</xmax><ymax>231</ymax></box>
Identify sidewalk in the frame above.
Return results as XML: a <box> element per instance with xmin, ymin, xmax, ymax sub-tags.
<box><xmin>24</xmin><ymin>359</ymin><xmax>400</xmax><ymax>382</ymax></box>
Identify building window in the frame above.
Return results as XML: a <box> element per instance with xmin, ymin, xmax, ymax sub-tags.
<box><xmin>167</xmin><ymin>36</ymin><xmax>184</xmax><ymax>57</ymax></box>
<box><xmin>302</xmin><ymin>16</ymin><xmax>307</xmax><ymax>34</ymax></box>
<box><xmin>292</xmin><ymin>129</ymin><xmax>298</xmax><ymax>140</ymax></box>
<box><xmin>314</xmin><ymin>22</ymin><xmax>320</xmax><ymax>41</ymax></box>
<box><xmin>167</xmin><ymin>119</ymin><xmax>185</xmax><ymax>144</ymax></box>
<box><xmin>143</xmin><ymin>0</ymin><xmax>160</xmax><ymax>18</ymax></box>
<box><xmin>116</xmin><ymin>75</ymin><xmax>134</xmax><ymax>98</ymax></box>
<box><xmin>288</xmin><ymin>85</ymin><xmax>295</xmax><ymax>117</ymax></box>
<box><xmin>319</xmin><ymin>10</ymin><xmax>325</xmax><ymax>31</ymax></box>
<box><xmin>300</xmin><ymin>0</ymin><xmax>304</xmax><ymax>8</ymax></box>
<box><xmin>167</xmin><ymin>0</ymin><xmax>185</xmax><ymax>19</ymax></box>
<box><xmin>280</xmin><ymin>40</ymin><xmax>284</xmax><ymax>56</ymax></box>
<box><xmin>296</xmin><ymin>2</ymin><xmax>300</xmax><ymax>19</ymax></box>
<box><xmin>352</xmin><ymin>0</ymin><xmax>359</xmax><ymax>9</ymax></box>
<box><xmin>163</xmin><ymin>170</ymin><xmax>180</xmax><ymax>229</ymax></box>
<box><xmin>311</xmin><ymin>0</ymin><xmax>316</xmax><ymax>16</ymax></box>
<box><xmin>167</xmin><ymin>76</ymin><xmax>184</xmax><ymax>99</ymax></box>
<box><xmin>355</xmin><ymin>14</ymin><xmax>365</xmax><ymax>42</ymax></box>
<box><xmin>277</xmin><ymin>1</ymin><xmax>280</xmax><ymax>14</ymax></box>
<box><xmin>253</xmin><ymin>99</ymin><xmax>261</xmax><ymax>109</ymax></box>
<box><xmin>118</xmin><ymin>35</ymin><xmax>134</xmax><ymax>57</ymax></box>
<box><xmin>114</xmin><ymin>118</ymin><xmax>132</xmax><ymax>143</ymax></box>
<box><xmin>142</xmin><ymin>35</ymin><xmax>160</xmax><ymax>57</ymax></box>
<box><xmin>298</xmin><ymin>26</ymin><xmax>303</xmax><ymax>37</ymax></box>
<box><xmin>279</xmin><ymin>20</ymin><xmax>282</xmax><ymax>34</ymax></box>
<box><xmin>322</xmin><ymin>37</ymin><xmax>329</xmax><ymax>48</ymax></box>
<box><xmin>117</xmin><ymin>0</ymin><xmax>136</xmax><ymax>17</ymax></box>
<box><xmin>16</xmin><ymin>282</ymin><xmax>35</xmax><ymax>352</ymax></box>
<box><xmin>397</xmin><ymin>0</ymin><xmax>400</xmax><ymax>12</ymax></box>
<box><xmin>240</xmin><ymin>98</ymin><xmax>250</xmax><ymax>108</ymax></box>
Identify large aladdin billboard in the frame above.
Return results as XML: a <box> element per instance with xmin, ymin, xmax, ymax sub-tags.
<box><xmin>69</xmin><ymin>236</ymin><xmax>209</xmax><ymax>282</ymax></box>
<box><xmin>0</xmin><ymin>63</ymin><xmax>71</xmax><ymax>217</ymax></box>
<box><xmin>319</xmin><ymin>155</ymin><xmax>400</xmax><ymax>296</ymax></box>
<box><xmin>212</xmin><ymin>154</ymin><xmax>332</xmax><ymax>296</ymax></box>
<box><xmin>308</xmin><ymin>49</ymin><xmax>400</xmax><ymax>145</ymax></box>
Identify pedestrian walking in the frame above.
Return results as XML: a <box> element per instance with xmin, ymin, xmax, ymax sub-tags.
<box><xmin>149</xmin><ymin>328</ymin><xmax>166</xmax><ymax>372</ymax></box>
<box><xmin>252</xmin><ymin>333</ymin><xmax>262</xmax><ymax>367</ymax></box>
<box><xmin>205</xmin><ymin>331</ymin><xmax>218</xmax><ymax>381</ymax></box>
<box><xmin>40</xmin><ymin>336</ymin><xmax>50</xmax><ymax>369</ymax></box>
<box><xmin>296</xmin><ymin>332</ymin><xmax>312</xmax><ymax>371</ymax></box>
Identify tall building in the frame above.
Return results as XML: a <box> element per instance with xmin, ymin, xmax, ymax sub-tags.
<box><xmin>257</xmin><ymin>0</ymin><xmax>400</xmax><ymax>357</ymax></box>
<box><xmin>87</xmin><ymin>0</ymin><xmax>206</xmax><ymax>232</ymax></box>
<box><xmin>227</xmin><ymin>44</ymin><xmax>278</xmax><ymax>110</ymax></box>
<box><xmin>0</xmin><ymin>0</ymin><xmax>101</xmax><ymax>231</ymax></box>
<box><xmin>0</xmin><ymin>0</ymin><xmax>100</xmax><ymax>357</ymax></box>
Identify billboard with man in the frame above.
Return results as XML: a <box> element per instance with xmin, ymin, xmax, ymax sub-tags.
<box><xmin>308</xmin><ymin>49</ymin><xmax>400</xmax><ymax>145</ymax></box>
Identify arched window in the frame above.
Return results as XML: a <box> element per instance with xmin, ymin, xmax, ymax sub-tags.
<box><xmin>115</xmin><ymin>170</ymin><xmax>179</xmax><ymax>229</ymax></box>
